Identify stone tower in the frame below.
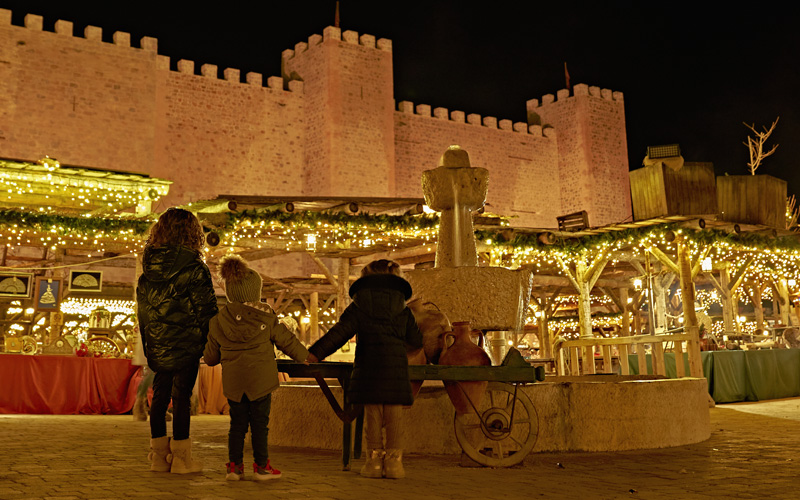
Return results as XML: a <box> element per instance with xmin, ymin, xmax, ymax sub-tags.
<box><xmin>282</xmin><ymin>26</ymin><xmax>396</xmax><ymax>197</ymax></box>
<box><xmin>527</xmin><ymin>83</ymin><xmax>632</xmax><ymax>227</ymax></box>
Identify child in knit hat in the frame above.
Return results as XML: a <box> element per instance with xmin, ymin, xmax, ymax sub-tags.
<box><xmin>203</xmin><ymin>254</ymin><xmax>309</xmax><ymax>481</ymax></box>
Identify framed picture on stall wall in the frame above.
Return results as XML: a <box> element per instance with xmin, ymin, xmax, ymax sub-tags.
<box><xmin>34</xmin><ymin>277</ymin><xmax>62</xmax><ymax>311</ymax></box>
<box><xmin>0</xmin><ymin>273</ymin><xmax>33</xmax><ymax>298</ymax></box>
<box><xmin>68</xmin><ymin>270</ymin><xmax>103</xmax><ymax>293</ymax></box>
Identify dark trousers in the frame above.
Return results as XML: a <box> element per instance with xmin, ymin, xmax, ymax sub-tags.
<box><xmin>228</xmin><ymin>393</ymin><xmax>272</xmax><ymax>467</ymax></box>
<box><xmin>150</xmin><ymin>361</ymin><xmax>199</xmax><ymax>440</ymax></box>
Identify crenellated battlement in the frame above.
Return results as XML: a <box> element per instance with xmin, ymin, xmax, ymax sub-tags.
<box><xmin>0</xmin><ymin>8</ymin><xmax>302</xmax><ymax>95</ymax></box>
<box><xmin>526</xmin><ymin>82</ymin><xmax>624</xmax><ymax>111</ymax></box>
<box><xmin>395</xmin><ymin>101</ymin><xmax>552</xmax><ymax>138</ymax></box>
<box><xmin>281</xmin><ymin>26</ymin><xmax>392</xmax><ymax>63</ymax></box>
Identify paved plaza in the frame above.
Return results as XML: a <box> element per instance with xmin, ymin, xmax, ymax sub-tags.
<box><xmin>0</xmin><ymin>399</ymin><xmax>799</xmax><ymax>500</ymax></box>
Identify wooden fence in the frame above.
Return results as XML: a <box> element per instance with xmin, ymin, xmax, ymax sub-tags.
<box><xmin>555</xmin><ymin>333</ymin><xmax>697</xmax><ymax>377</ymax></box>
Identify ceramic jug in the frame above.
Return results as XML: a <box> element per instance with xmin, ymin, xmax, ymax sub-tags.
<box><xmin>438</xmin><ymin>321</ymin><xmax>491</xmax><ymax>414</ymax></box>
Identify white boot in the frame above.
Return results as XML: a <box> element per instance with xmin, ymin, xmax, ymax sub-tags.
<box><xmin>384</xmin><ymin>449</ymin><xmax>405</xmax><ymax>479</ymax></box>
<box><xmin>169</xmin><ymin>438</ymin><xmax>203</xmax><ymax>474</ymax></box>
<box><xmin>360</xmin><ymin>449</ymin><xmax>384</xmax><ymax>478</ymax></box>
<box><xmin>148</xmin><ymin>436</ymin><xmax>171</xmax><ymax>472</ymax></box>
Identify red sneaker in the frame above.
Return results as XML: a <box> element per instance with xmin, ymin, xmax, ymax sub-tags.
<box><xmin>253</xmin><ymin>460</ymin><xmax>282</xmax><ymax>480</ymax></box>
<box><xmin>225</xmin><ymin>462</ymin><xmax>244</xmax><ymax>481</ymax></box>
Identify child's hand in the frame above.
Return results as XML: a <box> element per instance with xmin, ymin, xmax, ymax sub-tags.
<box><xmin>305</xmin><ymin>353</ymin><xmax>319</xmax><ymax>364</ymax></box>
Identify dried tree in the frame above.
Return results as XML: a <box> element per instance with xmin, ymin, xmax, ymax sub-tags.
<box><xmin>743</xmin><ymin>117</ymin><xmax>780</xmax><ymax>175</ymax></box>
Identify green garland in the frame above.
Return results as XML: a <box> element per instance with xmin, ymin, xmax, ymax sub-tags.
<box><xmin>476</xmin><ymin>224</ymin><xmax>800</xmax><ymax>254</ymax></box>
<box><xmin>0</xmin><ymin>209</ymin><xmax>154</xmax><ymax>236</ymax></box>
<box><xmin>219</xmin><ymin>209</ymin><xmax>440</xmax><ymax>234</ymax></box>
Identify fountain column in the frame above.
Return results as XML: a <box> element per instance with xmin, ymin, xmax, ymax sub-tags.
<box><xmin>421</xmin><ymin>146</ymin><xmax>488</xmax><ymax>268</ymax></box>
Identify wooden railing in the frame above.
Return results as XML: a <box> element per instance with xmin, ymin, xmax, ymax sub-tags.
<box><xmin>555</xmin><ymin>332</ymin><xmax>700</xmax><ymax>378</ymax></box>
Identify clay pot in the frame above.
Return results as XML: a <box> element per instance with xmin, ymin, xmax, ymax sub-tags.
<box><xmin>438</xmin><ymin>321</ymin><xmax>491</xmax><ymax>414</ymax></box>
<box><xmin>407</xmin><ymin>298</ymin><xmax>452</xmax><ymax>364</ymax></box>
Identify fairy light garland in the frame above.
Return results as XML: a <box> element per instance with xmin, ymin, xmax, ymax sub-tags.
<box><xmin>0</xmin><ymin>158</ymin><xmax>170</xmax><ymax>214</ymax></box>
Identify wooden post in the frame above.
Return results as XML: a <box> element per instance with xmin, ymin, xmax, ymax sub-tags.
<box><xmin>652</xmin><ymin>342</ymin><xmax>666</xmax><ymax>376</ymax></box>
<box><xmin>775</xmin><ymin>279</ymin><xmax>791</xmax><ymax>326</ymax></box>
<box><xmin>618</xmin><ymin>344</ymin><xmax>630</xmax><ymax>375</ymax></box>
<box><xmin>719</xmin><ymin>265</ymin><xmax>735</xmax><ymax>335</ymax></box>
<box><xmin>751</xmin><ymin>283</ymin><xmax>765</xmax><ymax>332</ymax></box>
<box><xmin>674</xmin><ymin>340</ymin><xmax>685</xmax><ymax>378</ymax></box>
<box><xmin>569</xmin><ymin>347</ymin><xmax>580</xmax><ymax>376</ymax></box>
<box><xmin>337</xmin><ymin>258</ymin><xmax>350</xmax><ymax>320</ymax></box>
<box><xmin>556</xmin><ymin>253</ymin><xmax>608</xmax><ymax>340</ymax></box>
<box><xmin>637</xmin><ymin>346</ymin><xmax>648</xmax><ymax>375</ymax></box>
<box><xmin>601</xmin><ymin>344</ymin><xmax>613</xmax><ymax>373</ymax></box>
<box><xmin>619</xmin><ymin>287</ymin><xmax>630</xmax><ymax>337</ymax></box>
<box><xmin>677</xmin><ymin>237</ymin><xmax>703</xmax><ymax>378</ymax></box>
<box><xmin>310</xmin><ymin>291</ymin><xmax>319</xmax><ymax>343</ymax></box>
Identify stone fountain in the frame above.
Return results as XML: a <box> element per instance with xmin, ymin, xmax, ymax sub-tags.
<box><xmin>405</xmin><ymin>146</ymin><xmax>533</xmax><ymax>361</ymax></box>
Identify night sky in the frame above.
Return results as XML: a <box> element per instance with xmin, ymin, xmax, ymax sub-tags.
<box><xmin>4</xmin><ymin>1</ymin><xmax>799</xmax><ymax>195</ymax></box>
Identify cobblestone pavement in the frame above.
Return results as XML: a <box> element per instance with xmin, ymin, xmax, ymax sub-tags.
<box><xmin>0</xmin><ymin>400</ymin><xmax>799</xmax><ymax>500</ymax></box>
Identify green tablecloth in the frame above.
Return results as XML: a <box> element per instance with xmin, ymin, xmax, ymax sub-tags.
<box><xmin>627</xmin><ymin>349</ymin><xmax>800</xmax><ymax>403</ymax></box>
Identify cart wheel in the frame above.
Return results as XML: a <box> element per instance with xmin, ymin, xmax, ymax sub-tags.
<box><xmin>453</xmin><ymin>382</ymin><xmax>538</xmax><ymax>467</ymax></box>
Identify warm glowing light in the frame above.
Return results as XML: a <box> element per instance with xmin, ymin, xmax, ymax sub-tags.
<box><xmin>701</xmin><ymin>257</ymin><xmax>713</xmax><ymax>272</ymax></box>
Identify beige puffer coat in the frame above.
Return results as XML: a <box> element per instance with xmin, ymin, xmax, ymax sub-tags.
<box><xmin>204</xmin><ymin>302</ymin><xmax>308</xmax><ymax>402</ymax></box>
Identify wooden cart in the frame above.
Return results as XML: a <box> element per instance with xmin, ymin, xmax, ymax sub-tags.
<box><xmin>277</xmin><ymin>349</ymin><xmax>545</xmax><ymax>469</ymax></box>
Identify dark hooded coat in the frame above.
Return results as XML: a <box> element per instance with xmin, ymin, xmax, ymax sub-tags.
<box><xmin>308</xmin><ymin>274</ymin><xmax>423</xmax><ymax>405</ymax></box>
<box><xmin>136</xmin><ymin>245</ymin><xmax>218</xmax><ymax>372</ymax></box>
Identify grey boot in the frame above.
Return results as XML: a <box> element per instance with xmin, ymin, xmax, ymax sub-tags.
<box><xmin>148</xmin><ymin>436</ymin><xmax>171</xmax><ymax>472</ymax></box>
<box><xmin>169</xmin><ymin>438</ymin><xmax>203</xmax><ymax>474</ymax></box>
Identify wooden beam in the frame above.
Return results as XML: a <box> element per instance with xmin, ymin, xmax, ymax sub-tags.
<box><xmin>309</xmin><ymin>253</ymin><xmax>338</xmax><ymax>287</ymax></box>
<box><xmin>350</xmin><ymin>244</ymin><xmax>435</xmax><ymax>266</ymax></box>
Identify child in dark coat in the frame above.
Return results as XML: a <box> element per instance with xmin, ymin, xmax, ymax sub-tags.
<box><xmin>137</xmin><ymin>207</ymin><xmax>219</xmax><ymax>474</ymax></box>
<box><xmin>306</xmin><ymin>259</ymin><xmax>422</xmax><ymax>478</ymax></box>
<box><xmin>203</xmin><ymin>254</ymin><xmax>309</xmax><ymax>481</ymax></box>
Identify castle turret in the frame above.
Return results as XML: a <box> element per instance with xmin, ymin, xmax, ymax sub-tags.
<box><xmin>282</xmin><ymin>27</ymin><xmax>396</xmax><ymax>196</ymax></box>
<box><xmin>527</xmin><ymin>84</ymin><xmax>632</xmax><ymax>227</ymax></box>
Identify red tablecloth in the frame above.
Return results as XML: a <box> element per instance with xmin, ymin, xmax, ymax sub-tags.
<box><xmin>0</xmin><ymin>354</ymin><xmax>141</xmax><ymax>414</ymax></box>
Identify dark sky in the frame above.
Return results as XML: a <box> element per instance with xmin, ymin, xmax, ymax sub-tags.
<box><xmin>4</xmin><ymin>1</ymin><xmax>799</xmax><ymax>195</ymax></box>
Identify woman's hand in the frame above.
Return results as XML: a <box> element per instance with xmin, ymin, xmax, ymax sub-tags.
<box><xmin>305</xmin><ymin>353</ymin><xmax>319</xmax><ymax>364</ymax></box>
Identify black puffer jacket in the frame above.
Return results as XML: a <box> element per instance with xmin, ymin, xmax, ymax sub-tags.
<box><xmin>136</xmin><ymin>245</ymin><xmax>218</xmax><ymax>372</ymax></box>
<box><xmin>309</xmin><ymin>274</ymin><xmax>423</xmax><ymax>405</ymax></box>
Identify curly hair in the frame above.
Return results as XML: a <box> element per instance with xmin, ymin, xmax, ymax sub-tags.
<box><xmin>360</xmin><ymin>259</ymin><xmax>403</xmax><ymax>277</ymax></box>
<box><xmin>145</xmin><ymin>208</ymin><xmax>205</xmax><ymax>250</ymax></box>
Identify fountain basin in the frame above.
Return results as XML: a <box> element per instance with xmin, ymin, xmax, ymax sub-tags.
<box><xmin>406</xmin><ymin>267</ymin><xmax>533</xmax><ymax>332</ymax></box>
<box><xmin>267</xmin><ymin>377</ymin><xmax>711</xmax><ymax>454</ymax></box>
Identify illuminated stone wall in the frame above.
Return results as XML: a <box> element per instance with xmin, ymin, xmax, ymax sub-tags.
<box><xmin>527</xmin><ymin>84</ymin><xmax>632</xmax><ymax>226</ymax></box>
<box><xmin>393</xmin><ymin>104</ymin><xmax>561</xmax><ymax>227</ymax></box>
<box><xmin>0</xmin><ymin>9</ymin><xmax>632</xmax><ymax>229</ymax></box>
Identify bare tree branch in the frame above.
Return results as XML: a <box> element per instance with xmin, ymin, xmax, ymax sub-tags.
<box><xmin>743</xmin><ymin>117</ymin><xmax>780</xmax><ymax>174</ymax></box>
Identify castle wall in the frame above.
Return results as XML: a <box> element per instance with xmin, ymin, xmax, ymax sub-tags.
<box><xmin>282</xmin><ymin>27</ymin><xmax>395</xmax><ymax>197</ymax></box>
<box><xmin>0</xmin><ymin>14</ymin><xmax>158</xmax><ymax>175</ymax></box>
<box><xmin>394</xmin><ymin>103</ymin><xmax>561</xmax><ymax>227</ymax></box>
<box><xmin>1</xmin><ymin>9</ymin><xmax>633</xmax><ymax>232</ymax></box>
<box><xmin>154</xmin><ymin>67</ymin><xmax>306</xmax><ymax>203</ymax></box>
<box><xmin>528</xmin><ymin>84</ymin><xmax>632</xmax><ymax>226</ymax></box>
<box><xmin>0</xmin><ymin>11</ymin><xmax>306</xmax><ymax>206</ymax></box>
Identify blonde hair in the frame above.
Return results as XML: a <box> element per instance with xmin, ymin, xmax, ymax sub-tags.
<box><xmin>361</xmin><ymin>259</ymin><xmax>402</xmax><ymax>277</ymax></box>
<box><xmin>145</xmin><ymin>208</ymin><xmax>205</xmax><ymax>251</ymax></box>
